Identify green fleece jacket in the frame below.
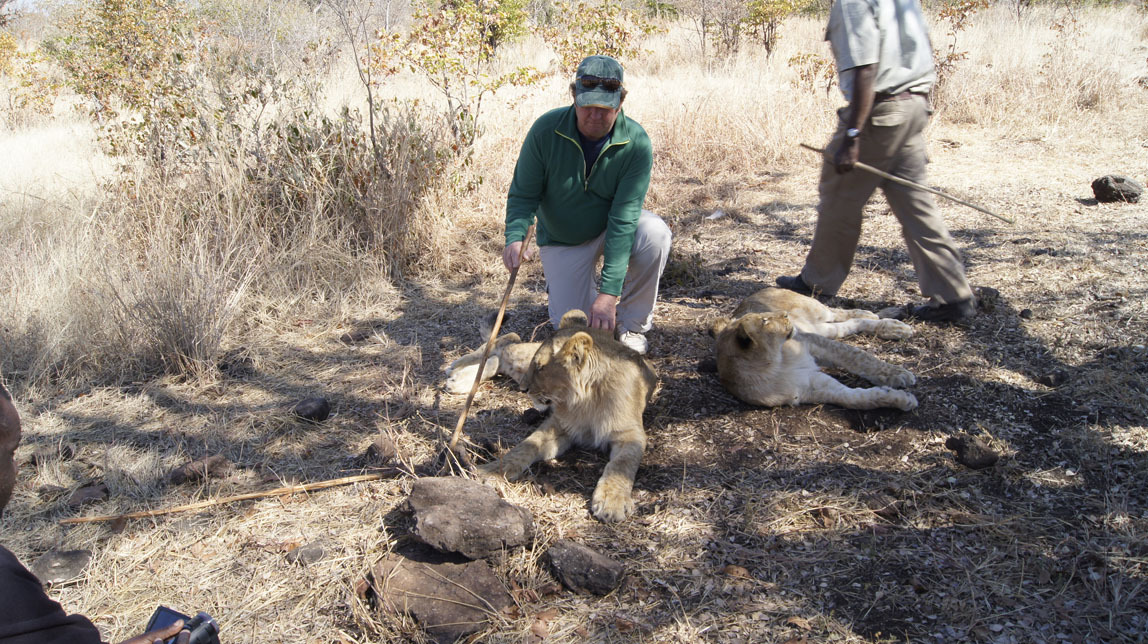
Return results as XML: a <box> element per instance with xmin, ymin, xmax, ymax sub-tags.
<box><xmin>505</xmin><ymin>105</ymin><xmax>653</xmax><ymax>296</ymax></box>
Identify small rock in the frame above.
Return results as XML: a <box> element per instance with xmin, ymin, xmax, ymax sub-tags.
<box><xmin>30</xmin><ymin>549</ymin><xmax>92</xmax><ymax>585</ymax></box>
<box><xmin>407</xmin><ymin>477</ymin><xmax>534</xmax><ymax>560</ymax></box>
<box><xmin>340</xmin><ymin>326</ymin><xmax>378</xmax><ymax>344</ymax></box>
<box><xmin>1019</xmin><ymin>308</ymin><xmax>1033</xmax><ymax>319</ymax></box>
<box><xmin>1091</xmin><ymin>175</ymin><xmax>1143</xmax><ymax>203</ymax></box>
<box><xmin>861</xmin><ymin>493</ymin><xmax>902</xmax><ymax>521</ymax></box>
<box><xmin>285</xmin><ymin>542</ymin><xmax>326</xmax><ymax>566</ymax></box>
<box><xmin>293</xmin><ymin>397</ymin><xmax>331</xmax><ymax>422</ymax></box>
<box><xmin>1037</xmin><ymin>370</ymin><xmax>1068</xmax><ymax>388</ymax></box>
<box><xmin>367</xmin><ymin>552</ymin><xmax>512</xmax><ymax>644</ymax></box>
<box><xmin>544</xmin><ymin>539</ymin><xmax>625</xmax><ymax>596</ymax></box>
<box><xmin>723</xmin><ymin>564</ymin><xmax>750</xmax><ymax>579</ymax></box>
<box><xmin>945</xmin><ymin>435</ymin><xmax>1000</xmax><ymax>470</ymax></box>
<box><xmin>66</xmin><ymin>482</ymin><xmax>108</xmax><ymax>508</ymax></box>
<box><xmin>217</xmin><ymin>347</ymin><xmax>255</xmax><ymax>378</ymax></box>
<box><xmin>362</xmin><ymin>435</ymin><xmax>396</xmax><ymax>466</ymax></box>
<box><xmin>36</xmin><ymin>485</ymin><xmax>68</xmax><ymax>501</ymax></box>
<box><xmin>170</xmin><ymin>454</ymin><xmax>232</xmax><ymax>485</ymax></box>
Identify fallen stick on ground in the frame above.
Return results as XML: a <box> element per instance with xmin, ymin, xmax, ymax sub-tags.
<box><xmin>58</xmin><ymin>472</ymin><xmax>390</xmax><ymax>525</ymax></box>
<box><xmin>800</xmin><ymin>142</ymin><xmax>1014</xmax><ymax>225</ymax></box>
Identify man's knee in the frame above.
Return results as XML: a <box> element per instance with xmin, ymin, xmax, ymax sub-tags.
<box><xmin>636</xmin><ymin>211</ymin><xmax>672</xmax><ymax>257</ymax></box>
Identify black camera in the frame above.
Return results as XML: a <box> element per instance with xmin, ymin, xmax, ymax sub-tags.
<box><xmin>146</xmin><ymin>606</ymin><xmax>221</xmax><ymax>644</ymax></box>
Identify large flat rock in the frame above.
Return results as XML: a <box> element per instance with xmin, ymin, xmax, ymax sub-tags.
<box><xmin>369</xmin><ymin>551</ymin><xmax>512</xmax><ymax>644</ymax></box>
<box><xmin>407</xmin><ymin>476</ymin><xmax>533</xmax><ymax>559</ymax></box>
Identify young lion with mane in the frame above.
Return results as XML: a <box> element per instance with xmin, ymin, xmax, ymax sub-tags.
<box><xmin>475</xmin><ymin>310</ymin><xmax>658</xmax><ymax>522</ymax></box>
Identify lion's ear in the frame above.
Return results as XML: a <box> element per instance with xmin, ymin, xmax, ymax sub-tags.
<box><xmin>710</xmin><ymin>317</ymin><xmax>730</xmax><ymax>338</ymax></box>
<box><xmin>559</xmin><ymin>309</ymin><xmax>589</xmax><ymax>329</ymax></box>
<box><xmin>559</xmin><ymin>331</ymin><xmax>594</xmax><ymax>366</ymax></box>
<box><xmin>735</xmin><ymin>320</ymin><xmax>756</xmax><ymax>350</ymax></box>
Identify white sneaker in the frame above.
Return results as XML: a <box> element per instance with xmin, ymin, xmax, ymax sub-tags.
<box><xmin>616</xmin><ymin>329</ymin><xmax>648</xmax><ymax>355</ymax></box>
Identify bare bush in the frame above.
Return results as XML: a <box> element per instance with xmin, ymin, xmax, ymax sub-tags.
<box><xmin>251</xmin><ymin>103</ymin><xmax>457</xmax><ymax>281</ymax></box>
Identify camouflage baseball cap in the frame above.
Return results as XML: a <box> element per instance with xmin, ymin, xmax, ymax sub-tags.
<box><xmin>574</xmin><ymin>55</ymin><xmax>624</xmax><ymax>109</ymax></box>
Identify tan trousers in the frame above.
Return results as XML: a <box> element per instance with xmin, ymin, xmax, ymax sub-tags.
<box><xmin>800</xmin><ymin>95</ymin><xmax>973</xmax><ymax>304</ymax></box>
<box><xmin>539</xmin><ymin>210</ymin><xmax>672</xmax><ymax>332</ymax></box>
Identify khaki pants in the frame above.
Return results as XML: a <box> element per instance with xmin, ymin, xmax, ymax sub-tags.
<box><xmin>539</xmin><ymin>210</ymin><xmax>672</xmax><ymax>332</ymax></box>
<box><xmin>800</xmin><ymin>95</ymin><xmax>973</xmax><ymax>304</ymax></box>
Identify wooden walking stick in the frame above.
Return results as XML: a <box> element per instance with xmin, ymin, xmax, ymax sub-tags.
<box><xmin>443</xmin><ymin>224</ymin><xmax>536</xmax><ymax>473</ymax></box>
<box><xmin>800</xmin><ymin>143</ymin><xmax>1014</xmax><ymax>224</ymax></box>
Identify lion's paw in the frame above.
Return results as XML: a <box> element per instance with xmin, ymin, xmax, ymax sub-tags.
<box><xmin>875</xmin><ymin>319</ymin><xmax>914</xmax><ymax>340</ymax></box>
<box><xmin>870</xmin><ymin>366</ymin><xmax>916</xmax><ymax>389</ymax></box>
<box><xmin>476</xmin><ymin>460</ymin><xmax>509</xmax><ymax>480</ymax></box>
<box><xmin>591</xmin><ymin>481</ymin><xmax>635</xmax><ymax>522</ymax></box>
<box><xmin>885</xmin><ymin>388</ymin><xmax>918</xmax><ymax>411</ymax></box>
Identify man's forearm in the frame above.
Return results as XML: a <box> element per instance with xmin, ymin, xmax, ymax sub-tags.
<box><xmin>845</xmin><ymin>64</ymin><xmax>878</xmax><ymax>133</ymax></box>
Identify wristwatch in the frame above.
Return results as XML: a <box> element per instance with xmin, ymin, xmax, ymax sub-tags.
<box><xmin>845</xmin><ymin>127</ymin><xmax>862</xmax><ymax>140</ymax></box>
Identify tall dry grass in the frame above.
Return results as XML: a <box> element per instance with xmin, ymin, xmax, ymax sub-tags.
<box><xmin>931</xmin><ymin>3</ymin><xmax>1145</xmax><ymax>136</ymax></box>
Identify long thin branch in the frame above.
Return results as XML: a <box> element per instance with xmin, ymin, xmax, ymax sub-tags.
<box><xmin>799</xmin><ymin>143</ymin><xmax>1013</xmax><ymax>224</ymax></box>
<box><xmin>59</xmin><ymin>472</ymin><xmax>390</xmax><ymax>525</ymax></box>
<box><xmin>332</xmin><ymin>0</ymin><xmax>390</xmax><ymax>180</ymax></box>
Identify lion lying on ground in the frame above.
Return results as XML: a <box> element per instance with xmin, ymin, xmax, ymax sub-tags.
<box><xmin>477</xmin><ymin>310</ymin><xmax>658</xmax><ymax>522</ymax></box>
<box><xmin>444</xmin><ymin>313</ymin><xmax>540</xmax><ymax>395</ymax></box>
<box><xmin>734</xmin><ymin>287</ymin><xmax>914</xmax><ymax>340</ymax></box>
<box><xmin>711</xmin><ymin>287</ymin><xmax>918</xmax><ymax>410</ymax></box>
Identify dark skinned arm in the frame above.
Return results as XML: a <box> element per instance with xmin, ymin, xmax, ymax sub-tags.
<box><xmin>834</xmin><ymin>63</ymin><xmax>877</xmax><ymax>174</ymax></box>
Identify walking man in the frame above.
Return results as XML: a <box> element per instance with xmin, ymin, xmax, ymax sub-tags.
<box><xmin>775</xmin><ymin>0</ymin><xmax>977</xmax><ymax>322</ymax></box>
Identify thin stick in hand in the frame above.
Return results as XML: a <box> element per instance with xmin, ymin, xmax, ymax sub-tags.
<box><xmin>799</xmin><ymin>143</ymin><xmax>1014</xmax><ymax>224</ymax></box>
<box><xmin>447</xmin><ymin>224</ymin><xmax>536</xmax><ymax>453</ymax></box>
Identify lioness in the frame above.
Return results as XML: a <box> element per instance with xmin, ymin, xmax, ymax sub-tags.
<box><xmin>479</xmin><ymin>310</ymin><xmax>658</xmax><ymax>522</ymax></box>
<box><xmin>712</xmin><ymin>288</ymin><xmax>917</xmax><ymax>410</ymax></box>
<box><xmin>733</xmin><ymin>287</ymin><xmax>913</xmax><ymax>340</ymax></box>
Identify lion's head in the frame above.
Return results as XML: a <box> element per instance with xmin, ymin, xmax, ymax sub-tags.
<box><xmin>712</xmin><ymin>311</ymin><xmax>794</xmax><ymax>366</ymax></box>
<box><xmin>522</xmin><ymin>331</ymin><xmax>597</xmax><ymax>407</ymax></box>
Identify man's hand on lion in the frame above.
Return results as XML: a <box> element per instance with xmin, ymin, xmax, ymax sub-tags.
<box><xmin>589</xmin><ymin>293</ymin><xmax>618</xmax><ymax>330</ymax></box>
<box><xmin>502</xmin><ymin>241</ymin><xmax>535</xmax><ymax>271</ymax></box>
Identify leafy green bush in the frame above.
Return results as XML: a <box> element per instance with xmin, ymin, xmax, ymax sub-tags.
<box><xmin>0</xmin><ymin>31</ymin><xmax>60</xmax><ymax>126</ymax></box>
<box><xmin>369</xmin><ymin>0</ymin><xmax>541</xmax><ymax>150</ymax></box>
<box><xmin>43</xmin><ymin>0</ymin><xmax>200</xmax><ymax>166</ymax></box>
<box><xmin>746</xmin><ymin>0</ymin><xmax>801</xmax><ymax>56</ymax></box>
<box><xmin>541</xmin><ymin>0</ymin><xmax>664</xmax><ymax>73</ymax></box>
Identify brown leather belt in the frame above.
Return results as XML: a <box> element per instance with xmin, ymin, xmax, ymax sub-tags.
<box><xmin>875</xmin><ymin>90</ymin><xmax>918</xmax><ymax>102</ymax></box>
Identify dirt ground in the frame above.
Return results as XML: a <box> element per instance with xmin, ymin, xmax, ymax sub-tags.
<box><xmin>7</xmin><ymin>122</ymin><xmax>1148</xmax><ymax>643</ymax></box>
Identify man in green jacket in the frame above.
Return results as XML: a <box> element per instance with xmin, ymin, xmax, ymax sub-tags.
<box><xmin>503</xmin><ymin>55</ymin><xmax>672</xmax><ymax>355</ymax></box>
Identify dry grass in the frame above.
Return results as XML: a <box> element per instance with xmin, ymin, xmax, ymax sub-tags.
<box><xmin>2</xmin><ymin>4</ymin><xmax>1148</xmax><ymax>643</ymax></box>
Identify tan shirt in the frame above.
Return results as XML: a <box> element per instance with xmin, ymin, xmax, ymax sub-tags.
<box><xmin>826</xmin><ymin>0</ymin><xmax>936</xmax><ymax>102</ymax></box>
